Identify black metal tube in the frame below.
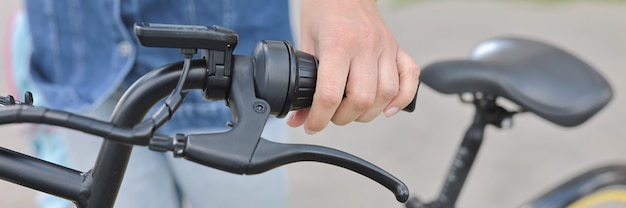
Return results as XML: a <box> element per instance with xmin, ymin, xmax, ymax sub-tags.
<box><xmin>435</xmin><ymin>109</ymin><xmax>487</xmax><ymax>207</ymax></box>
<box><xmin>0</xmin><ymin>147</ymin><xmax>83</xmax><ymax>201</ymax></box>
<box><xmin>86</xmin><ymin>60</ymin><xmax>207</xmax><ymax>208</ymax></box>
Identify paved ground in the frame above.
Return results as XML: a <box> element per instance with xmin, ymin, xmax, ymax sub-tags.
<box><xmin>0</xmin><ymin>1</ymin><xmax>625</xmax><ymax>208</ymax></box>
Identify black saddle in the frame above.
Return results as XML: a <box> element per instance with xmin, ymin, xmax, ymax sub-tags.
<box><xmin>421</xmin><ymin>37</ymin><xmax>612</xmax><ymax>127</ymax></box>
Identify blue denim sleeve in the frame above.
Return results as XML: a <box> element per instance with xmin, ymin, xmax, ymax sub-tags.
<box><xmin>25</xmin><ymin>0</ymin><xmax>292</xmax><ymax>119</ymax></box>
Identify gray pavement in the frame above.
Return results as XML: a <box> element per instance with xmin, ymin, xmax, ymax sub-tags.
<box><xmin>0</xmin><ymin>1</ymin><xmax>625</xmax><ymax>208</ymax></box>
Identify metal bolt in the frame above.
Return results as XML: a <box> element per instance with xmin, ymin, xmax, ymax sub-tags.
<box><xmin>253</xmin><ymin>102</ymin><xmax>266</xmax><ymax>113</ymax></box>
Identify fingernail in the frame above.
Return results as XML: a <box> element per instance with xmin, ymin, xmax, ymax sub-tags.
<box><xmin>287</xmin><ymin>113</ymin><xmax>295</xmax><ymax>123</ymax></box>
<box><xmin>305</xmin><ymin>128</ymin><xmax>318</xmax><ymax>135</ymax></box>
<box><xmin>384</xmin><ymin>107</ymin><xmax>400</xmax><ymax>118</ymax></box>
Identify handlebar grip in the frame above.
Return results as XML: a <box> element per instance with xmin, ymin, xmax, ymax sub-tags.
<box><xmin>252</xmin><ymin>41</ymin><xmax>419</xmax><ymax>117</ymax></box>
<box><xmin>402</xmin><ymin>81</ymin><xmax>420</xmax><ymax>113</ymax></box>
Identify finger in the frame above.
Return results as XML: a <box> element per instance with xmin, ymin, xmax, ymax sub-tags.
<box><xmin>287</xmin><ymin>109</ymin><xmax>309</xmax><ymax>127</ymax></box>
<box><xmin>303</xmin><ymin>48</ymin><xmax>351</xmax><ymax>134</ymax></box>
<box><xmin>356</xmin><ymin>45</ymin><xmax>399</xmax><ymax>122</ymax></box>
<box><xmin>331</xmin><ymin>51</ymin><xmax>379</xmax><ymax>125</ymax></box>
<box><xmin>384</xmin><ymin>48</ymin><xmax>420</xmax><ymax>117</ymax></box>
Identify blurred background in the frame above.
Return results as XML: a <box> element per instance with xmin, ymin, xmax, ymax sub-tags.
<box><xmin>0</xmin><ymin>0</ymin><xmax>624</xmax><ymax>207</ymax></box>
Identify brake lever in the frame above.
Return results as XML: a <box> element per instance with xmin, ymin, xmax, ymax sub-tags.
<box><xmin>179</xmin><ymin>134</ymin><xmax>409</xmax><ymax>202</ymax></box>
<box><xmin>159</xmin><ymin>54</ymin><xmax>409</xmax><ymax>203</ymax></box>
<box><xmin>250</xmin><ymin>139</ymin><xmax>410</xmax><ymax>202</ymax></box>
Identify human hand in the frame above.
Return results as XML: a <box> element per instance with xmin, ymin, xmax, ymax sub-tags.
<box><xmin>287</xmin><ymin>0</ymin><xmax>421</xmax><ymax>135</ymax></box>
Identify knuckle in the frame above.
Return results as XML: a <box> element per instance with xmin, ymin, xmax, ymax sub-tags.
<box><xmin>355</xmin><ymin>114</ymin><xmax>376</xmax><ymax>123</ymax></box>
<box><xmin>308</xmin><ymin>125</ymin><xmax>324</xmax><ymax>132</ymax></box>
<box><xmin>349</xmin><ymin>92</ymin><xmax>375</xmax><ymax>110</ymax></box>
<box><xmin>410</xmin><ymin>66</ymin><xmax>421</xmax><ymax>82</ymax></box>
<box><xmin>415</xmin><ymin>66</ymin><xmax>422</xmax><ymax>79</ymax></box>
<box><xmin>331</xmin><ymin>117</ymin><xmax>350</xmax><ymax>126</ymax></box>
<box><xmin>401</xmin><ymin>62</ymin><xmax>421</xmax><ymax>82</ymax></box>
<box><xmin>314</xmin><ymin>88</ymin><xmax>343</xmax><ymax>108</ymax></box>
<box><xmin>304</xmin><ymin>118</ymin><xmax>328</xmax><ymax>133</ymax></box>
<box><xmin>410</xmin><ymin>63</ymin><xmax>421</xmax><ymax>74</ymax></box>
<box><xmin>379</xmin><ymin>84</ymin><xmax>399</xmax><ymax>101</ymax></box>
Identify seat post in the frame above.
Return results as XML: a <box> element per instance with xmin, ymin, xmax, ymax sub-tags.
<box><xmin>431</xmin><ymin>96</ymin><xmax>512</xmax><ymax>208</ymax></box>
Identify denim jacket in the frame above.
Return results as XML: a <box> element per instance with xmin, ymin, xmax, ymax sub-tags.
<box><xmin>25</xmin><ymin>0</ymin><xmax>292</xmax><ymax>132</ymax></box>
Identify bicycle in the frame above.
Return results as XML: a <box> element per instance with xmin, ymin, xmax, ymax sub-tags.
<box><xmin>404</xmin><ymin>36</ymin><xmax>621</xmax><ymax>208</ymax></box>
<box><xmin>0</xmin><ymin>22</ymin><xmax>620</xmax><ymax>208</ymax></box>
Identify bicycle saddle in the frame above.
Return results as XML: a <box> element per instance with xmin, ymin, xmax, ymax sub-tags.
<box><xmin>421</xmin><ymin>37</ymin><xmax>612</xmax><ymax>126</ymax></box>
